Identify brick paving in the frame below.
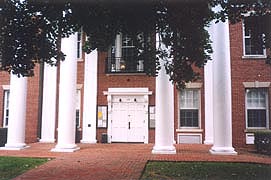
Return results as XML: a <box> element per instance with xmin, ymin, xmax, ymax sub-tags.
<box><xmin>1</xmin><ymin>143</ymin><xmax>271</xmax><ymax>180</ymax></box>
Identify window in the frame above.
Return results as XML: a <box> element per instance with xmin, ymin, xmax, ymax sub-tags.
<box><xmin>243</xmin><ymin>17</ymin><xmax>265</xmax><ymax>56</ymax></box>
<box><xmin>246</xmin><ymin>88</ymin><xmax>269</xmax><ymax>128</ymax></box>
<box><xmin>75</xmin><ymin>89</ymin><xmax>81</xmax><ymax>128</ymax></box>
<box><xmin>77</xmin><ymin>28</ymin><xmax>83</xmax><ymax>59</ymax></box>
<box><xmin>179</xmin><ymin>89</ymin><xmax>200</xmax><ymax>128</ymax></box>
<box><xmin>106</xmin><ymin>33</ymin><xmax>144</xmax><ymax>73</ymax></box>
<box><xmin>2</xmin><ymin>90</ymin><xmax>9</xmax><ymax>127</ymax></box>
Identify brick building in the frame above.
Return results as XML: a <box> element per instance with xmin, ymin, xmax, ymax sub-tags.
<box><xmin>0</xmin><ymin>15</ymin><xmax>270</xmax><ymax>154</ymax></box>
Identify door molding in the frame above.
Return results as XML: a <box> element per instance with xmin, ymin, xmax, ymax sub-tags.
<box><xmin>104</xmin><ymin>88</ymin><xmax>152</xmax><ymax>143</ymax></box>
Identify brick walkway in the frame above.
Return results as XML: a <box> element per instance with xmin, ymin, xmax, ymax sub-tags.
<box><xmin>1</xmin><ymin>143</ymin><xmax>271</xmax><ymax>180</ymax></box>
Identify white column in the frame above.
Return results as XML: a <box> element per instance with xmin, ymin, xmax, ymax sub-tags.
<box><xmin>204</xmin><ymin>25</ymin><xmax>214</xmax><ymax>145</ymax></box>
<box><xmin>152</xmin><ymin>63</ymin><xmax>176</xmax><ymax>154</ymax></box>
<box><xmin>115</xmin><ymin>34</ymin><xmax>122</xmax><ymax>70</ymax></box>
<box><xmin>209</xmin><ymin>6</ymin><xmax>237</xmax><ymax>155</ymax></box>
<box><xmin>152</xmin><ymin>34</ymin><xmax>176</xmax><ymax>154</ymax></box>
<box><xmin>81</xmin><ymin>50</ymin><xmax>98</xmax><ymax>143</ymax></box>
<box><xmin>2</xmin><ymin>74</ymin><xmax>28</xmax><ymax>150</ymax></box>
<box><xmin>51</xmin><ymin>33</ymin><xmax>79</xmax><ymax>152</ymax></box>
<box><xmin>40</xmin><ymin>63</ymin><xmax>57</xmax><ymax>143</ymax></box>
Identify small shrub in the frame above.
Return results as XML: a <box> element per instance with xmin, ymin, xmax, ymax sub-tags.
<box><xmin>254</xmin><ymin>131</ymin><xmax>271</xmax><ymax>155</ymax></box>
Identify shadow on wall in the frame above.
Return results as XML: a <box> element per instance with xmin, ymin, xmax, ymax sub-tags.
<box><xmin>0</xmin><ymin>128</ymin><xmax>7</xmax><ymax>147</ymax></box>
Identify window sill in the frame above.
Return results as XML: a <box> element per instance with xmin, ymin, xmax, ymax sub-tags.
<box><xmin>176</xmin><ymin>129</ymin><xmax>203</xmax><ymax>133</ymax></box>
<box><xmin>244</xmin><ymin>128</ymin><xmax>270</xmax><ymax>133</ymax></box>
<box><xmin>242</xmin><ymin>55</ymin><xmax>267</xmax><ymax>59</ymax></box>
<box><xmin>77</xmin><ymin>58</ymin><xmax>84</xmax><ymax>62</ymax></box>
<box><xmin>106</xmin><ymin>72</ymin><xmax>147</xmax><ymax>76</ymax></box>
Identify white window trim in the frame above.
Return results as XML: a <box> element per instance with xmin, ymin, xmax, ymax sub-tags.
<box><xmin>178</xmin><ymin>88</ymin><xmax>201</xmax><ymax>129</ymax></box>
<box><xmin>77</xmin><ymin>28</ymin><xmax>83</xmax><ymax>61</ymax></box>
<box><xmin>76</xmin><ymin>84</ymin><xmax>83</xmax><ymax>128</ymax></box>
<box><xmin>245</xmin><ymin>88</ymin><xmax>269</xmax><ymax>129</ymax></box>
<box><xmin>2</xmin><ymin>85</ymin><xmax>10</xmax><ymax>128</ymax></box>
<box><xmin>242</xmin><ymin>19</ymin><xmax>267</xmax><ymax>58</ymax></box>
<box><xmin>243</xmin><ymin>81</ymin><xmax>270</xmax><ymax>88</ymax></box>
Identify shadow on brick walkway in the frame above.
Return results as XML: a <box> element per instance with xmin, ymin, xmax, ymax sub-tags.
<box><xmin>0</xmin><ymin>143</ymin><xmax>271</xmax><ymax>180</ymax></box>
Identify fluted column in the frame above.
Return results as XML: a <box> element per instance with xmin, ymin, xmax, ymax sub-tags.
<box><xmin>51</xmin><ymin>33</ymin><xmax>79</xmax><ymax>152</ymax></box>
<box><xmin>40</xmin><ymin>63</ymin><xmax>57</xmax><ymax>143</ymax></box>
<box><xmin>2</xmin><ymin>74</ymin><xmax>28</xmax><ymax>150</ymax></box>
<box><xmin>81</xmin><ymin>50</ymin><xmax>98</xmax><ymax>143</ymax></box>
<box><xmin>209</xmin><ymin>6</ymin><xmax>237</xmax><ymax>155</ymax></box>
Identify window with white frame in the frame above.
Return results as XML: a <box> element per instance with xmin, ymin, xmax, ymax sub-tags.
<box><xmin>77</xmin><ymin>28</ymin><xmax>83</xmax><ymax>59</ymax></box>
<box><xmin>75</xmin><ymin>89</ymin><xmax>81</xmax><ymax>128</ymax></box>
<box><xmin>246</xmin><ymin>88</ymin><xmax>269</xmax><ymax>128</ymax></box>
<box><xmin>107</xmin><ymin>33</ymin><xmax>144</xmax><ymax>73</ymax></box>
<box><xmin>179</xmin><ymin>89</ymin><xmax>200</xmax><ymax>128</ymax></box>
<box><xmin>243</xmin><ymin>16</ymin><xmax>265</xmax><ymax>56</ymax></box>
<box><xmin>2</xmin><ymin>90</ymin><xmax>10</xmax><ymax>127</ymax></box>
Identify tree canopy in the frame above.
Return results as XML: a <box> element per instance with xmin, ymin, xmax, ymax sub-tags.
<box><xmin>0</xmin><ymin>0</ymin><xmax>270</xmax><ymax>88</ymax></box>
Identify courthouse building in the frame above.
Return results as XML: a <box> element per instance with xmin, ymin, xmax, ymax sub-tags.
<box><xmin>0</xmin><ymin>15</ymin><xmax>270</xmax><ymax>154</ymax></box>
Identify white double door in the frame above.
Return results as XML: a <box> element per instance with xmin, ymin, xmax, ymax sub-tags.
<box><xmin>111</xmin><ymin>96</ymin><xmax>146</xmax><ymax>143</ymax></box>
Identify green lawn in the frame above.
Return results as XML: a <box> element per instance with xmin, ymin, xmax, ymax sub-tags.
<box><xmin>141</xmin><ymin>161</ymin><xmax>271</xmax><ymax>180</ymax></box>
<box><xmin>0</xmin><ymin>156</ymin><xmax>48</xmax><ymax>180</ymax></box>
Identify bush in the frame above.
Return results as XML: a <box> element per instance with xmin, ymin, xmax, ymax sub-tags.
<box><xmin>0</xmin><ymin>128</ymin><xmax>7</xmax><ymax>147</ymax></box>
<box><xmin>254</xmin><ymin>131</ymin><xmax>271</xmax><ymax>155</ymax></box>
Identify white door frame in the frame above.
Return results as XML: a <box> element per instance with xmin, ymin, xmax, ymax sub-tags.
<box><xmin>103</xmin><ymin>88</ymin><xmax>152</xmax><ymax>144</ymax></box>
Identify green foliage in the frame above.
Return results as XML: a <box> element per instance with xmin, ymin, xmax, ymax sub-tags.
<box><xmin>0</xmin><ymin>0</ymin><xmax>77</xmax><ymax>76</ymax></box>
<box><xmin>0</xmin><ymin>0</ymin><xmax>270</xmax><ymax>86</ymax></box>
<box><xmin>141</xmin><ymin>161</ymin><xmax>271</xmax><ymax>180</ymax></box>
<box><xmin>0</xmin><ymin>156</ymin><xmax>48</xmax><ymax>180</ymax></box>
<box><xmin>255</xmin><ymin>130</ymin><xmax>271</xmax><ymax>155</ymax></box>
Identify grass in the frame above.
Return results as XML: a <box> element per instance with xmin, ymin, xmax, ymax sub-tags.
<box><xmin>0</xmin><ymin>156</ymin><xmax>49</xmax><ymax>180</ymax></box>
<box><xmin>140</xmin><ymin>161</ymin><xmax>271</xmax><ymax>180</ymax></box>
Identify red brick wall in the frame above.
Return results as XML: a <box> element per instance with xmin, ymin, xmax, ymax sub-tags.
<box><xmin>0</xmin><ymin>71</ymin><xmax>10</xmax><ymax>128</ymax></box>
<box><xmin>97</xmin><ymin>52</ymin><xmax>156</xmax><ymax>142</ymax></box>
<box><xmin>173</xmin><ymin>70</ymin><xmax>205</xmax><ymax>144</ymax></box>
<box><xmin>0</xmin><ymin>66</ymin><xmax>41</xmax><ymax>143</ymax></box>
<box><xmin>77</xmin><ymin>60</ymin><xmax>85</xmax><ymax>139</ymax></box>
<box><xmin>25</xmin><ymin>66</ymin><xmax>41</xmax><ymax>143</ymax></box>
<box><xmin>230</xmin><ymin>22</ymin><xmax>271</xmax><ymax>148</ymax></box>
<box><xmin>148</xmin><ymin>129</ymin><xmax>155</xmax><ymax>143</ymax></box>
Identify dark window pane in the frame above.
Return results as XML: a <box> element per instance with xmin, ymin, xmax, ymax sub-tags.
<box><xmin>244</xmin><ymin>17</ymin><xmax>265</xmax><ymax>55</ymax></box>
<box><xmin>76</xmin><ymin>110</ymin><xmax>80</xmax><ymax>127</ymax></box>
<box><xmin>5</xmin><ymin>109</ymin><xmax>9</xmax><ymax>126</ymax></box>
<box><xmin>180</xmin><ymin>109</ymin><xmax>199</xmax><ymax>127</ymax></box>
<box><xmin>247</xmin><ymin>109</ymin><xmax>266</xmax><ymax>127</ymax></box>
<box><xmin>107</xmin><ymin>34</ymin><xmax>145</xmax><ymax>73</ymax></box>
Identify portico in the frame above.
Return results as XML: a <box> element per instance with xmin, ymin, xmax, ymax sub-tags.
<box><xmin>2</xmin><ymin>18</ymin><xmax>236</xmax><ymax>154</ymax></box>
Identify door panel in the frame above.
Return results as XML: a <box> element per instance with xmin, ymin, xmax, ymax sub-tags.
<box><xmin>128</xmin><ymin>103</ymin><xmax>145</xmax><ymax>142</ymax></box>
<box><xmin>111</xmin><ymin>102</ymin><xmax>128</xmax><ymax>142</ymax></box>
<box><xmin>111</xmin><ymin>96</ymin><xmax>146</xmax><ymax>143</ymax></box>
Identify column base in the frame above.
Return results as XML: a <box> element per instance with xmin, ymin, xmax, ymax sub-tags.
<box><xmin>209</xmin><ymin>146</ymin><xmax>237</xmax><ymax>155</ymax></box>
<box><xmin>80</xmin><ymin>139</ymin><xmax>97</xmax><ymax>144</ymax></box>
<box><xmin>0</xmin><ymin>143</ymin><xmax>29</xmax><ymax>150</ymax></box>
<box><xmin>39</xmin><ymin>139</ymin><xmax>55</xmax><ymax>143</ymax></box>
<box><xmin>152</xmin><ymin>145</ymin><xmax>176</xmax><ymax>154</ymax></box>
<box><xmin>51</xmin><ymin>144</ymin><xmax>80</xmax><ymax>152</ymax></box>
